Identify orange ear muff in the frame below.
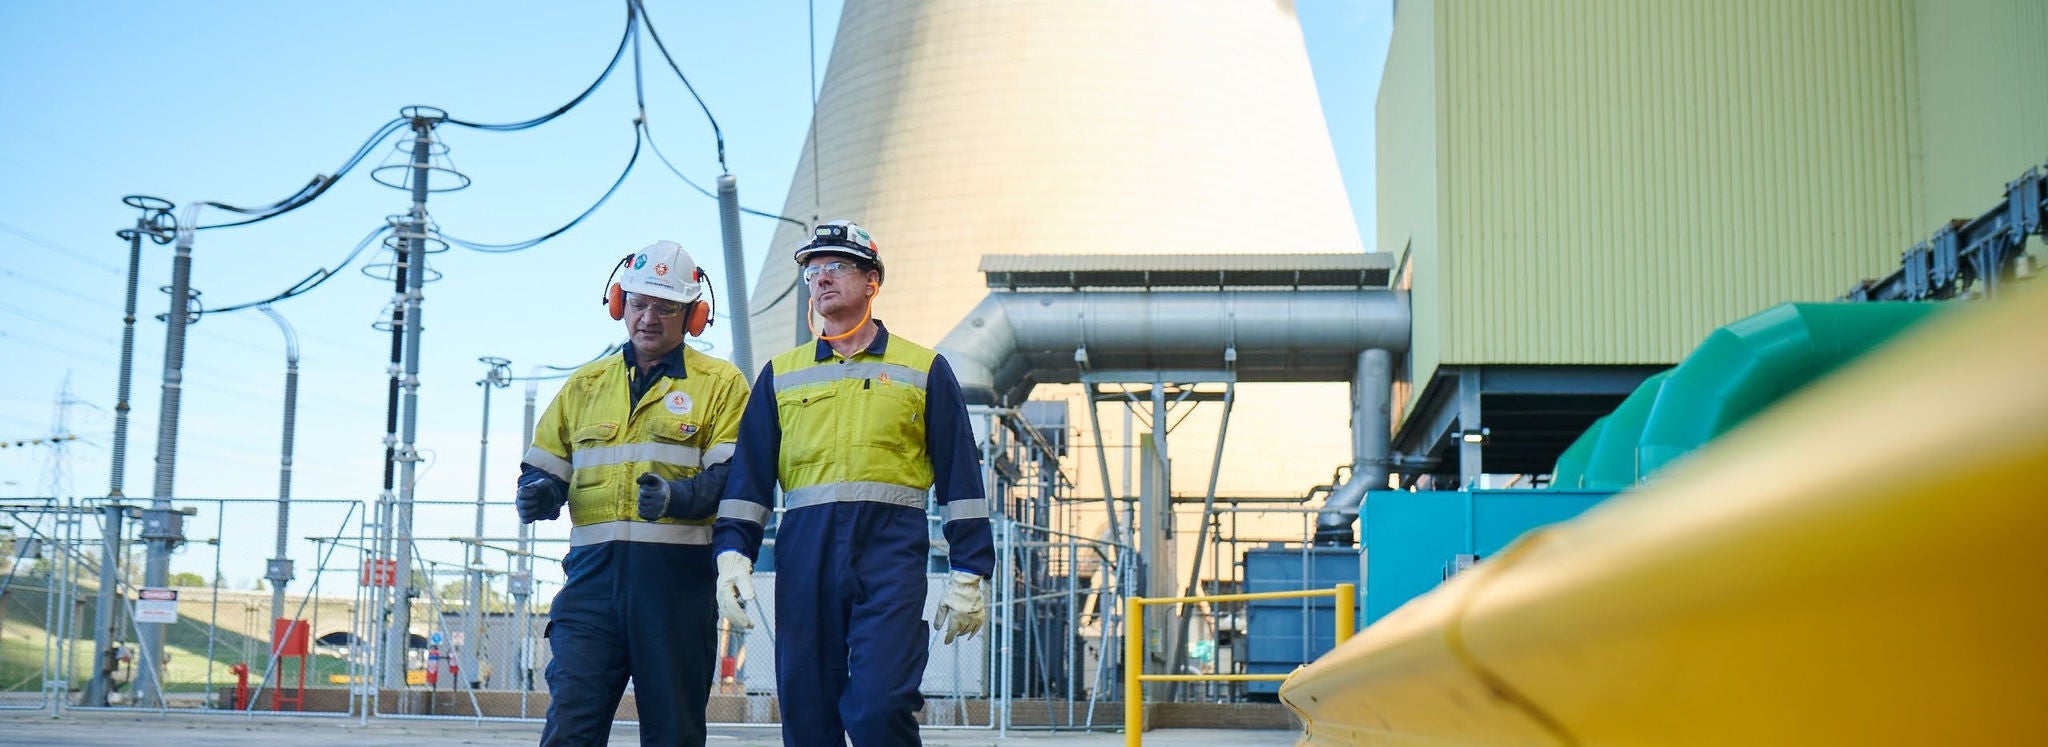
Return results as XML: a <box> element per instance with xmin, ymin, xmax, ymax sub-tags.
<box><xmin>685</xmin><ymin>301</ymin><xmax>712</xmax><ymax>337</ymax></box>
<box><xmin>683</xmin><ymin>267</ymin><xmax>713</xmax><ymax>336</ymax></box>
<box><xmin>603</xmin><ymin>253</ymin><xmax>633</xmax><ymax>320</ymax></box>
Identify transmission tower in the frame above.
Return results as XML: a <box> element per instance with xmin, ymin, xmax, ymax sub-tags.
<box><xmin>41</xmin><ymin>373</ymin><xmax>89</xmax><ymax>500</ymax></box>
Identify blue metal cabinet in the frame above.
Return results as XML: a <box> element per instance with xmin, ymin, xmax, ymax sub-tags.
<box><xmin>1240</xmin><ymin>546</ymin><xmax>1361</xmax><ymax>696</ymax></box>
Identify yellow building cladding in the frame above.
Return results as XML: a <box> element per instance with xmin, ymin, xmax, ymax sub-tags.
<box><xmin>1381</xmin><ymin>0</ymin><xmax>2048</xmax><ymax>389</ymax></box>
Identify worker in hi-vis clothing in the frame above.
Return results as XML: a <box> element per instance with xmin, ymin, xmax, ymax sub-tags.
<box><xmin>713</xmin><ymin>220</ymin><xmax>995</xmax><ymax>746</ymax></box>
<box><xmin>517</xmin><ymin>240</ymin><xmax>749</xmax><ymax>747</ymax></box>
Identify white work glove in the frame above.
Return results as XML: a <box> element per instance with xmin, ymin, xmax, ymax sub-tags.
<box><xmin>715</xmin><ymin>551</ymin><xmax>756</xmax><ymax>631</ymax></box>
<box><xmin>931</xmin><ymin>570</ymin><xmax>986</xmax><ymax>645</ymax></box>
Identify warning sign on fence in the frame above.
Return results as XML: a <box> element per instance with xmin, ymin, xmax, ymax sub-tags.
<box><xmin>361</xmin><ymin>558</ymin><xmax>397</xmax><ymax>587</ymax></box>
<box><xmin>135</xmin><ymin>588</ymin><xmax>179</xmax><ymax>624</ymax></box>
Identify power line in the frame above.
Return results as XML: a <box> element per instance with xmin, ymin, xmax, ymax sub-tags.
<box><xmin>194</xmin><ymin>117</ymin><xmax>409</xmax><ymax>230</ymax></box>
<box><xmin>0</xmin><ymin>434</ymin><xmax>78</xmax><ymax>449</ymax></box>
<box><xmin>0</xmin><ymin>330</ymin><xmax>117</xmax><ymax>368</ymax></box>
<box><xmin>0</xmin><ymin>220</ymin><xmax>130</xmax><ymax>278</ymax></box>
<box><xmin>630</xmin><ymin>0</ymin><xmax>727</xmax><ymax>173</ymax></box>
<box><xmin>443</xmin><ymin>2</ymin><xmax>638</xmax><ymax>132</ymax></box>
<box><xmin>808</xmin><ymin>0</ymin><xmax>823</xmax><ymax>222</ymax></box>
<box><xmin>0</xmin><ymin>328</ymin><xmax>242</xmax><ymax>405</ymax></box>
<box><xmin>440</xmin><ymin>123</ymin><xmax>643</xmax><ymax>253</ymax></box>
<box><xmin>0</xmin><ymin>311</ymin><xmax>383</xmax><ymax>416</ymax></box>
<box><xmin>0</xmin><ymin>265</ymin><xmax>112</xmax><ymax>311</ymax></box>
<box><xmin>0</xmin><ymin>300</ymin><xmax>120</xmax><ymax>344</ymax></box>
<box><xmin>193</xmin><ymin>223</ymin><xmax>392</xmax><ymax>317</ymax></box>
<box><xmin>0</xmin><ymin>114</ymin><xmax>146</xmax><ymax>185</ymax></box>
<box><xmin>642</xmin><ymin>121</ymin><xmax>806</xmax><ymax>230</ymax></box>
<box><xmin>0</xmin><ymin>260</ymin><xmax>375</xmax><ymax>364</ymax></box>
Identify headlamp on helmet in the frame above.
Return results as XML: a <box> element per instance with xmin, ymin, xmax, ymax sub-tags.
<box><xmin>793</xmin><ymin>219</ymin><xmax>883</xmax><ymax>282</ymax></box>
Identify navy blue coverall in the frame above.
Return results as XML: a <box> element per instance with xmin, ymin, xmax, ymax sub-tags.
<box><xmin>714</xmin><ymin>323</ymin><xmax>995</xmax><ymax>746</ymax></box>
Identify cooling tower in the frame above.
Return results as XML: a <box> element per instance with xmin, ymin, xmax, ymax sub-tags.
<box><xmin>750</xmin><ymin>0</ymin><xmax>1368</xmax><ymax>508</ymax></box>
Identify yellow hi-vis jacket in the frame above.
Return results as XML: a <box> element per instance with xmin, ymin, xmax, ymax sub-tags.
<box><xmin>524</xmin><ymin>346</ymin><xmax>747</xmax><ymax>546</ymax></box>
<box><xmin>767</xmin><ymin>335</ymin><xmax>937</xmax><ymax>505</ymax></box>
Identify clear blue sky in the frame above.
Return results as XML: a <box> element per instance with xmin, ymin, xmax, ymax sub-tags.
<box><xmin>0</xmin><ymin>2</ymin><xmax>1389</xmax><ymax>592</ymax></box>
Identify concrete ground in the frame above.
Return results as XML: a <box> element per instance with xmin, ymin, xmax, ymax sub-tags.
<box><xmin>0</xmin><ymin>710</ymin><xmax>1302</xmax><ymax>746</ymax></box>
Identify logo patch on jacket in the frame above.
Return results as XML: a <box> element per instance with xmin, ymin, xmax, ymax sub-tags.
<box><xmin>665</xmin><ymin>392</ymin><xmax>694</xmax><ymax>415</ymax></box>
<box><xmin>676</xmin><ymin>422</ymin><xmax>699</xmax><ymax>437</ymax></box>
<box><xmin>877</xmin><ymin>372</ymin><xmax>892</xmax><ymax>387</ymax></box>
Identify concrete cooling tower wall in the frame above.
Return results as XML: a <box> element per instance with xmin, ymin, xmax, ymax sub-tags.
<box><xmin>749</xmin><ymin>0</ymin><xmax>1373</xmax><ymax>509</ymax></box>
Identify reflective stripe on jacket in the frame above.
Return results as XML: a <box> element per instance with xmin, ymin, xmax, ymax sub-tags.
<box><xmin>769</xmin><ymin>338</ymin><xmax>938</xmax><ymax>496</ymax></box>
<box><xmin>714</xmin><ymin>322</ymin><xmax>996</xmax><ymax>577</ymax></box>
<box><xmin>525</xmin><ymin>346</ymin><xmax>747</xmax><ymax>533</ymax></box>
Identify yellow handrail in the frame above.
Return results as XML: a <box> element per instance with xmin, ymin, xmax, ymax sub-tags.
<box><xmin>1124</xmin><ymin>582</ymin><xmax>1354</xmax><ymax>745</ymax></box>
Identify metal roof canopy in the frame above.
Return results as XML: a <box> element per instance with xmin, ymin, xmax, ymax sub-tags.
<box><xmin>1393</xmin><ymin>364</ymin><xmax>1669</xmax><ymax>485</ymax></box>
<box><xmin>979</xmin><ymin>253</ymin><xmax>1395</xmax><ymax>291</ymax></box>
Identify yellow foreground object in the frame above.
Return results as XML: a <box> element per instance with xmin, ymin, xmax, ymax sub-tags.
<box><xmin>1281</xmin><ymin>285</ymin><xmax>2048</xmax><ymax>745</ymax></box>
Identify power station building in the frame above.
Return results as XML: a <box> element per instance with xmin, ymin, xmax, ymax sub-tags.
<box><xmin>747</xmin><ymin>0</ymin><xmax>2045</xmax><ymax>521</ymax></box>
<box><xmin>1379</xmin><ymin>0</ymin><xmax>2048</xmax><ymax>487</ymax></box>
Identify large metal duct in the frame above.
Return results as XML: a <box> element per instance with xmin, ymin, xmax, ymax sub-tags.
<box><xmin>936</xmin><ymin>288</ymin><xmax>1408</xmax><ymax>543</ymax></box>
<box><xmin>937</xmin><ymin>290</ymin><xmax>1410</xmax><ymax>405</ymax></box>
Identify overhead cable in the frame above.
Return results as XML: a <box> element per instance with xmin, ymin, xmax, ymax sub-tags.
<box><xmin>629</xmin><ymin>0</ymin><xmax>726</xmax><ymax>173</ymax></box>
<box><xmin>196</xmin><ymin>118</ymin><xmax>410</xmax><ymax>230</ymax></box>
<box><xmin>642</xmin><ymin>122</ymin><xmax>807</xmax><ymax>231</ymax></box>
<box><xmin>511</xmin><ymin>344</ymin><xmax>623</xmax><ymax>382</ymax></box>
<box><xmin>192</xmin><ymin>223</ymin><xmax>394</xmax><ymax>317</ymax></box>
<box><xmin>441</xmin><ymin>123</ymin><xmax>643</xmax><ymax>254</ymax></box>
<box><xmin>443</xmin><ymin>3</ymin><xmax>638</xmax><ymax>132</ymax></box>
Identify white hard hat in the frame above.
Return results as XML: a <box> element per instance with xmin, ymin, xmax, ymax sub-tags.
<box><xmin>793</xmin><ymin>219</ymin><xmax>884</xmax><ymax>281</ymax></box>
<box><xmin>619</xmin><ymin>240</ymin><xmax>704</xmax><ymax>305</ymax></box>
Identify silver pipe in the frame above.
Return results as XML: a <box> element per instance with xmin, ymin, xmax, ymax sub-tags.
<box><xmin>1315</xmin><ymin>349</ymin><xmax>1393</xmax><ymax>544</ymax></box>
<box><xmin>716</xmin><ymin>174</ymin><xmax>755</xmax><ymax>381</ymax></box>
<box><xmin>937</xmin><ymin>290</ymin><xmax>1409</xmax><ymax>405</ymax></box>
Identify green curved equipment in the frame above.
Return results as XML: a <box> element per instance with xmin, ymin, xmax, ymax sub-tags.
<box><xmin>1552</xmin><ymin>303</ymin><xmax>1940</xmax><ymax>487</ymax></box>
<box><xmin>1547</xmin><ymin>415</ymin><xmax>1605</xmax><ymax>489</ymax></box>
<box><xmin>1577</xmin><ymin>371</ymin><xmax>1671</xmax><ymax>490</ymax></box>
<box><xmin>1635</xmin><ymin>302</ymin><xmax>1941</xmax><ymax>477</ymax></box>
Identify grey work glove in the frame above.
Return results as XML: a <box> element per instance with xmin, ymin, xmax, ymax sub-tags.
<box><xmin>515</xmin><ymin>470</ymin><xmax>567</xmax><ymax>524</ymax></box>
<box><xmin>635</xmin><ymin>463</ymin><xmax>729</xmax><ymax>521</ymax></box>
<box><xmin>932</xmin><ymin>570</ymin><xmax>987</xmax><ymax>644</ymax></box>
<box><xmin>715</xmin><ymin>551</ymin><xmax>756</xmax><ymax>630</ymax></box>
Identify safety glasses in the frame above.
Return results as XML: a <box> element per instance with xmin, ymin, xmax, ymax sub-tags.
<box><xmin>802</xmin><ymin>260</ymin><xmax>864</xmax><ymax>284</ymax></box>
<box><xmin>625</xmin><ymin>296</ymin><xmax>685</xmax><ymax>319</ymax></box>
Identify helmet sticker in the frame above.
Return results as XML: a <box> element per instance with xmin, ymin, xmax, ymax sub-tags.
<box><xmin>654</xmin><ymin>262</ymin><xmax>669</xmax><ymax>277</ymax></box>
<box><xmin>633</xmin><ymin>254</ymin><xmax>647</xmax><ymax>270</ymax></box>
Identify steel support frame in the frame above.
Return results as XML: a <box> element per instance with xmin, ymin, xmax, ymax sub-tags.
<box><xmin>1078</xmin><ymin>365</ymin><xmax>1236</xmax><ymax>702</ymax></box>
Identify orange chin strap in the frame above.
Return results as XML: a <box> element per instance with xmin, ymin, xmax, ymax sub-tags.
<box><xmin>809</xmin><ymin>282</ymin><xmax>880</xmax><ymax>343</ymax></box>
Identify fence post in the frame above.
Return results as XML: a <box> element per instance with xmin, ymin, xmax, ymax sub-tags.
<box><xmin>1124</xmin><ymin>595</ymin><xmax>1143</xmax><ymax>745</ymax></box>
<box><xmin>1336</xmin><ymin>583</ymin><xmax>1356</xmax><ymax>645</ymax></box>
